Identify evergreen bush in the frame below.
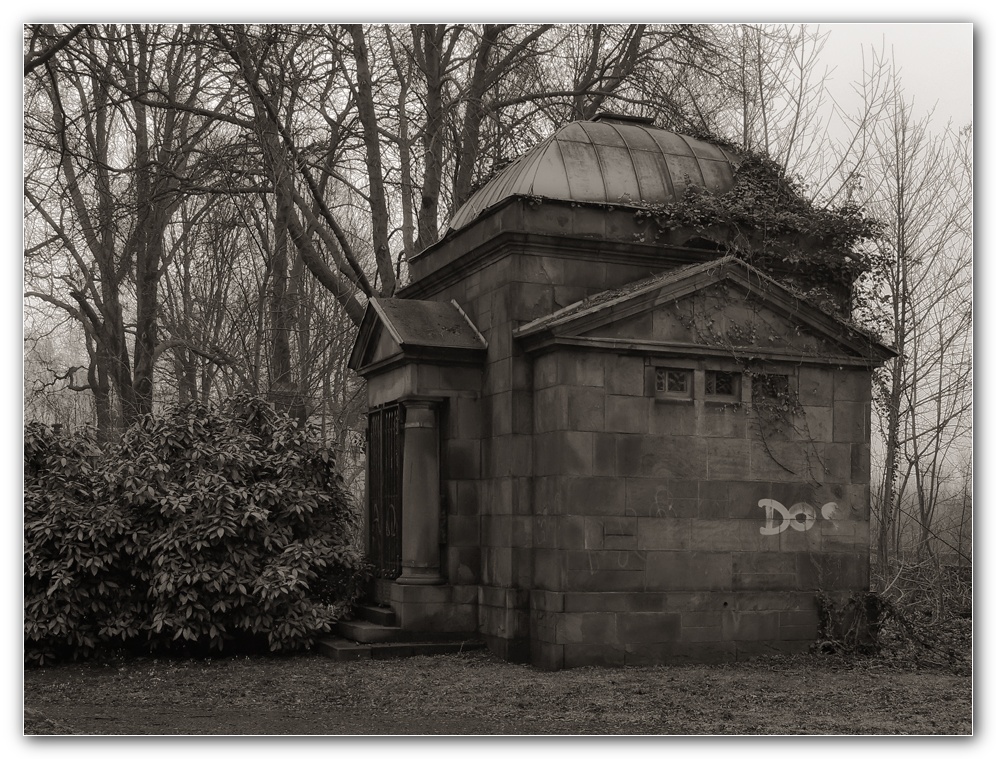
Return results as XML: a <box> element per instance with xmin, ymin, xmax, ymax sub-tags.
<box><xmin>24</xmin><ymin>395</ymin><xmax>369</xmax><ymax>665</ymax></box>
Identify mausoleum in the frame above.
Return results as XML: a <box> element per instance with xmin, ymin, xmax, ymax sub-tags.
<box><xmin>344</xmin><ymin>113</ymin><xmax>894</xmax><ymax>669</ymax></box>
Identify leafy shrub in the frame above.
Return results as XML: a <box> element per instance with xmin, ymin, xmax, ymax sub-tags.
<box><xmin>24</xmin><ymin>396</ymin><xmax>369</xmax><ymax>665</ymax></box>
<box><xmin>24</xmin><ymin>422</ymin><xmax>140</xmax><ymax>665</ymax></box>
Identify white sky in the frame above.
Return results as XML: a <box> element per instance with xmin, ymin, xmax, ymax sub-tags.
<box><xmin>818</xmin><ymin>22</ymin><xmax>974</xmax><ymax>129</ymax></box>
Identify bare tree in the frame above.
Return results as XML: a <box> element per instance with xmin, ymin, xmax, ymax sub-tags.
<box><xmin>858</xmin><ymin>76</ymin><xmax>973</xmax><ymax>568</ymax></box>
<box><xmin>25</xmin><ymin>24</ymin><xmax>229</xmax><ymax>431</ymax></box>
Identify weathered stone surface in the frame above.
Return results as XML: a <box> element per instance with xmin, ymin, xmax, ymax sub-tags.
<box><xmin>689</xmin><ymin>519</ymin><xmax>751</xmax><ymax>552</ymax></box>
<box><xmin>446</xmin><ymin>438</ymin><xmax>481</xmax><ymax>480</ymax></box>
<box><xmin>564</xmin><ymin>591</ymin><xmax>669</xmax><ymax>613</ymax></box>
<box><xmin>798</xmin><ymin>366</ymin><xmax>833</xmax><ymax>407</ymax></box>
<box><xmin>650</xmin><ymin>402</ymin><xmax>697</xmax><ymax>436</ymax></box>
<box><xmin>822</xmin><ymin>442</ymin><xmax>851</xmax><ymax>483</ymax></box>
<box><xmin>800</xmin><ymin>405</ymin><xmax>832</xmax><ymax>441</ymax></box>
<box><xmin>512</xmin><ymin>282</ymin><xmax>556</xmax><ymax>322</ymax></box>
<box><xmin>700</xmin><ymin>404</ymin><xmax>748</xmax><ymax>438</ymax></box>
<box><xmin>566</xmin><ymin>568</ymin><xmax>647</xmax><ymax>592</ymax></box>
<box><xmin>530</xmin><ymin>590</ymin><xmax>566</xmax><ymax>613</ymax></box>
<box><xmin>566</xmin><ymin>548</ymin><xmax>647</xmax><ymax>573</ymax></box>
<box><xmin>532</xmin><ymin>475</ymin><xmax>565</xmax><ymax>515</ymax></box>
<box><xmin>534</xmin><ymin>386</ymin><xmax>568</xmax><ymax>433</ymax></box>
<box><xmin>706</xmin><ymin>438</ymin><xmax>751</xmax><ymax>480</ymax></box>
<box><xmin>530</xmin><ymin>640</ymin><xmax>565</xmax><ymax>670</ymax></box>
<box><xmin>532</xmin><ymin>549</ymin><xmax>566</xmax><ymax>591</ymax></box>
<box><xmin>721</xmin><ymin>610</ymin><xmax>780</xmax><ymax>641</ymax></box>
<box><xmin>834</xmin><ymin>401</ymin><xmax>870</xmax><ymax>443</ymax></box>
<box><xmin>616</xmin><ymin>612</ymin><xmax>682</xmax><ymax>643</ymax></box>
<box><xmin>558</xmin><ymin>350</ymin><xmax>605</xmax><ymax>387</ymax></box>
<box><xmin>749</xmin><ymin>441</ymin><xmax>811</xmax><ymax>482</ymax></box>
<box><xmin>516</xmin><ymin>253</ymin><xmax>565</xmax><ymax>285</ymax></box>
<box><xmin>645</xmin><ymin>551</ymin><xmax>733</xmax><ymax>591</ymax></box>
<box><xmin>625</xmin><ymin>478</ymin><xmax>695</xmax><ymax>518</ymax></box>
<box><xmin>559</xmin><ymin>515</ymin><xmax>586</xmax><ymax>548</ymax></box>
<box><xmin>851</xmin><ymin>443</ymin><xmax>871</xmax><ymax>484</ymax></box>
<box><xmin>557</xmin><ymin>611</ymin><xmax>616</xmax><ymax>644</ymax></box>
<box><xmin>604</xmin><ymin>394</ymin><xmax>650</xmax><ymax>434</ymax></box>
<box><xmin>446</xmin><ymin>547</ymin><xmax>480</xmax><ymax>585</ymax></box>
<box><xmin>489</xmin><ymin>391</ymin><xmax>514</xmax><ymax>437</ymax></box>
<box><xmin>795</xmin><ymin>551</ymin><xmax>869</xmax><ymax>590</ymax></box>
<box><xmin>534</xmin><ymin>353</ymin><xmax>559</xmax><ymax>389</ymax></box>
<box><xmin>567</xmin><ymin>386</ymin><xmax>606</xmax><ymax>432</ymax></box>
<box><xmin>592</xmin><ymin>433</ymin><xmax>616</xmax><ymax>477</ymax></box>
<box><xmin>447</xmin><ymin>515</ymin><xmax>481</xmax><ymax>547</ymax></box>
<box><xmin>835</xmin><ymin>369</ymin><xmax>873</xmax><ymax>402</ymax></box>
<box><xmin>367</xmin><ymin>365</ymin><xmax>416</xmax><ymax>407</ymax></box>
<box><xmin>730</xmin><ymin>591</ymin><xmax>814</xmax><ymax>612</ymax></box>
<box><xmin>512</xmin><ymin>389</ymin><xmax>533</xmax><ymax>435</ymax></box>
<box><xmin>679</xmin><ymin>625</ymin><xmax>724</xmax><ymax>642</ymax></box>
<box><xmin>557</xmin><ymin>431</ymin><xmax>595</xmax><ymax>475</ymax></box>
<box><xmin>616</xmin><ymin>435</ymin><xmax>706</xmax><ymax>479</ymax></box>
<box><xmin>605</xmin><ymin>355</ymin><xmax>646</xmax><ymax>396</ymax></box>
<box><xmin>565</xmin><ymin>477</ymin><xmax>626</xmax><ymax>516</ymax></box>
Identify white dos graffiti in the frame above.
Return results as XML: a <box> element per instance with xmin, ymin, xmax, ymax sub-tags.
<box><xmin>758</xmin><ymin>499</ymin><xmax>839</xmax><ymax>535</ymax></box>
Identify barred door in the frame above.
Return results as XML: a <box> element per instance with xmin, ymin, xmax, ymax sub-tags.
<box><xmin>367</xmin><ymin>404</ymin><xmax>403</xmax><ymax>580</ymax></box>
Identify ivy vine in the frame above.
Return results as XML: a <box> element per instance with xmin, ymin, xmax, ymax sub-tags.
<box><xmin>634</xmin><ymin>147</ymin><xmax>884</xmax><ymax>308</ymax></box>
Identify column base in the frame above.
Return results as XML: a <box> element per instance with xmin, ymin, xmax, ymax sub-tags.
<box><xmin>396</xmin><ymin>569</ymin><xmax>445</xmax><ymax>586</ymax></box>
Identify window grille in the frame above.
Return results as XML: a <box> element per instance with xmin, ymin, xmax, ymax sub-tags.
<box><xmin>655</xmin><ymin>368</ymin><xmax>691</xmax><ymax>398</ymax></box>
<box><xmin>705</xmin><ymin>370</ymin><xmax>740</xmax><ymax>398</ymax></box>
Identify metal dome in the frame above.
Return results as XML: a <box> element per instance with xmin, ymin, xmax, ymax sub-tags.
<box><xmin>447</xmin><ymin>113</ymin><xmax>741</xmax><ymax>232</ymax></box>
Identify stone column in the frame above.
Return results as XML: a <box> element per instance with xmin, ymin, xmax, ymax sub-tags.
<box><xmin>397</xmin><ymin>400</ymin><xmax>444</xmax><ymax>585</ymax></box>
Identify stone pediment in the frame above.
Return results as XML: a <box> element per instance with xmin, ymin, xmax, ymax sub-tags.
<box><xmin>349</xmin><ymin>297</ymin><xmax>488</xmax><ymax>376</ymax></box>
<box><xmin>513</xmin><ymin>257</ymin><xmax>895</xmax><ymax>366</ymax></box>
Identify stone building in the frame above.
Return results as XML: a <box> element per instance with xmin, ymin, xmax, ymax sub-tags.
<box><xmin>344</xmin><ymin>113</ymin><xmax>894</xmax><ymax>669</ymax></box>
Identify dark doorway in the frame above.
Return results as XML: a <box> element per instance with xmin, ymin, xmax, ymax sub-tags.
<box><xmin>367</xmin><ymin>403</ymin><xmax>404</xmax><ymax>601</ymax></box>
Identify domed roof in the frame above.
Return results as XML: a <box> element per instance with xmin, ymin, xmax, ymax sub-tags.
<box><xmin>448</xmin><ymin>113</ymin><xmax>741</xmax><ymax>232</ymax></box>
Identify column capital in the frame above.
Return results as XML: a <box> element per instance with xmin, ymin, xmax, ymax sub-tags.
<box><xmin>400</xmin><ymin>396</ymin><xmax>443</xmax><ymax>411</ymax></box>
<box><xmin>402</xmin><ymin>398</ymin><xmax>440</xmax><ymax>429</ymax></box>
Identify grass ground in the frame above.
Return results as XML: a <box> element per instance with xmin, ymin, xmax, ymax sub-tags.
<box><xmin>23</xmin><ymin>647</ymin><xmax>971</xmax><ymax>735</ymax></box>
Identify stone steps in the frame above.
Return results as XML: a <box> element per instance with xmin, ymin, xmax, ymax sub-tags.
<box><xmin>354</xmin><ymin>603</ymin><xmax>397</xmax><ymax>627</ymax></box>
<box><xmin>315</xmin><ymin>636</ymin><xmax>486</xmax><ymax>661</ymax></box>
<box><xmin>317</xmin><ymin>603</ymin><xmax>484</xmax><ymax>661</ymax></box>
<box><xmin>336</xmin><ymin>618</ymin><xmax>406</xmax><ymax>644</ymax></box>
<box><xmin>335</xmin><ymin>618</ymin><xmax>479</xmax><ymax>644</ymax></box>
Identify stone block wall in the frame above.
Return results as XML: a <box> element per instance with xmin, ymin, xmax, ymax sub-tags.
<box><xmin>527</xmin><ymin>347</ymin><xmax>873</xmax><ymax>668</ymax></box>
<box><xmin>403</xmin><ymin>231</ymin><xmax>686</xmax><ymax>658</ymax></box>
<box><xmin>394</xmin><ymin>208</ymin><xmax>876</xmax><ymax>667</ymax></box>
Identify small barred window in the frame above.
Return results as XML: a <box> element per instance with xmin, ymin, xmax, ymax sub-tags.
<box><xmin>705</xmin><ymin>370</ymin><xmax>740</xmax><ymax>399</ymax></box>
<box><xmin>655</xmin><ymin>368</ymin><xmax>691</xmax><ymax>398</ymax></box>
<box><xmin>753</xmin><ymin>373</ymin><xmax>790</xmax><ymax>400</ymax></box>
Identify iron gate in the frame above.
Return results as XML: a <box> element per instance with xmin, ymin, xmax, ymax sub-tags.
<box><xmin>367</xmin><ymin>404</ymin><xmax>403</xmax><ymax>579</ymax></box>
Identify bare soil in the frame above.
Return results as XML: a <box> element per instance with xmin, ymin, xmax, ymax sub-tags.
<box><xmin>23</xmin><ymin>648</ymin><xmax>971</xmax><ymax>735</ymax></box>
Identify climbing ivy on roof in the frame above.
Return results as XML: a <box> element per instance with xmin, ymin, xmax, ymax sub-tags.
<box><xmin>634</xmin><ymin>148</ymin><xmax>884</xmax><ymax>287</ymax></box>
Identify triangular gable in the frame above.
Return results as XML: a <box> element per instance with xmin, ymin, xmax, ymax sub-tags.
<box><xmin>514</xmin><ymin>257</ymin><xmax>896</xmax><ymax>366</ymax></box>
<box><xmin>349</xmin><ymin>297</ymin><xmax>488</xmax><ymax>376</ymax></box>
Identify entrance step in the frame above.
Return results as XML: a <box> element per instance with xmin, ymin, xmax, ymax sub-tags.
<box><xmin>335</xmin><ymin>618</ymin><xmax>479</xmax><ymax>644</ymax></box>
<box><xmin>336</xmin><ymin>618</ymin><xmax>405</xmax><ymax>644</ymax></box>
<box><xmin>354</xmin><ymin>604</ymin><xmax>397</xmax><ymax>627</ymax></box>
<box><xmin>316</xmin><ymin>636</ymin><xmax>485</xmax><ymax>661</ymax></box>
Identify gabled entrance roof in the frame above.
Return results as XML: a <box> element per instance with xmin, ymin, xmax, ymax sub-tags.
<box><xmin>349</xmin><ymin>297</ymin><xmax>488</xmax><ymax>376</ymax></box>
<box><xmin>514</xmin><ymin>256</ymin><xmax>896</xmax><ymax>366</ymax></box>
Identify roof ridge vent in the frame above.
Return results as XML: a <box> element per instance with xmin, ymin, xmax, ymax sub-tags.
<box><xmin>591</xmin><ymin>111</ymin><xmax>655</xmax><ymax>127</ymax></box>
